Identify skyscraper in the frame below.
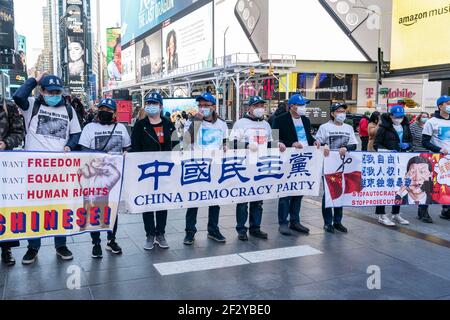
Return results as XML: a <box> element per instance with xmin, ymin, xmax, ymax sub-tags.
<box><xmin>42</xmin><ymin>0</ymin><xmax>53</xmax><ymax>74</ymax></box>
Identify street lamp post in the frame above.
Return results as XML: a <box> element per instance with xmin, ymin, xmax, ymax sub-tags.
<box><xmin>222</xmin><ymin>27</ymin><xmax>229</xmax><ymax>119</ymax></box>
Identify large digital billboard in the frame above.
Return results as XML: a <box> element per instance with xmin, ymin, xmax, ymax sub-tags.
<box><xmin>121</xmin><ymin>43</ymin><xmax>136</xmax><ymax>84</ymax></box>
<box><xmin>66</xmin><ymin>0</ymin><xmax>86</xmax><ymax>94</ymax></box>
<box><xmin>135</xmin><ymin>30</ymin><xmax>162</xmax><ymax>83</ymax></box>
<box><xmin>121</xmin><ymin>0</ymin><xmax>198</xmax><ymax>46</ymax></box>
<box><xmin>391</xmin><ymin>0</ymin><xmax>450</xmax><ymax>71</ymax></box>
<box><xmin>106</xmin><ymin>27</ymin><xmax>122</xmax><ymax>81</ymax></box>
<box><xmin>0</xmin><ymin>1</ymin><xmax>14</xmax><ymax>50</ymax></box>
<box><xmin>162</xmin><ymin>2</ymin><xmax>213</xmax><ymax>74</ymax></box>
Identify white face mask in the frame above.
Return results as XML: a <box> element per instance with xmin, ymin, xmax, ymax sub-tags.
<box><xmin>392</xmin><ymin>118</ymin><xmax>403</xmax><ymax>126</ymax></box>
<box><xmin>296</xmin><ymin>106</ymin><xmax>307</xmax><ymax>116</ymax></box>
<box><xmin>335</xmin><ymin>113</ymin><xmax>346</xmax><ymax>123</ymax></box>
<box><xmin>253</xmin><ymin>108</ymin><xmax>265</xmax><ymax>119</ymax></box>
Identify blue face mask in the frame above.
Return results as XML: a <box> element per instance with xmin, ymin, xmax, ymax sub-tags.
<box><xmin>200</xmin><ymin>108</ymin><xmax>211</xmax><ymax>118</ymax></box>
<box><xmin>44</xmin><ymin>94</ymin><xmax>62</xmax><ymax>107</ymax></box>
<box><xmin>445</xmin><ymin>106</ymin><xmax>450</xmax><ymax>114</ymax></box>
<box><xmin>145</xmin><ymin>104</ymin><xmax>160</xmax><ymax>116</ymax></box>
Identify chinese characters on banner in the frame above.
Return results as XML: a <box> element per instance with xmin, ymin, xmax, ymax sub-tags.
<box><xmin>122</xmin><ymin>147</ymin><xmax>323</xmax><ymax>213</ymax></box>
<box><xmin>0</xmin><ymin>152</ymin><xmax>124</xmax><ymax>242</ymax></box>
<box><xmin>324</xmin><ymin>151</ymin><xmax>450</xmax><ymax>208</ymax></box>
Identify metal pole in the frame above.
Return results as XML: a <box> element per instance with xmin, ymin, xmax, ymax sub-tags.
<box><xmin>236</xmin><ymin>73</ymin><xmax>240</xmax><ymax>121</ymax></box>
<box><xmin>222</xmin><ymin>27</ymin><xmax>229</xmax><ymax>119</ymax></box>
<box><xmin>375</xmin><ymin>23</ymin><xmax>381</xmax><ymax>106</ymax></box>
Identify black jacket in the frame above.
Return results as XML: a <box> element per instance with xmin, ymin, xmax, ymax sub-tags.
<box><xmin>374</xmin><ymin>113</ymin><xmax>412</xmax><ymax>152</ymax></box>
<box><xmin>422</xmin><ymin>110</ymin><xmax>448</xmax><ymax>153</ymax></box>
<box><xmin>268</xmin><ymin>106</ymin><xmax>287</xmax><ymax>127</ymax></box>
<box><xmin>131</xmin><ymin>116</ymin><xmax>177</xmax><ymax>152</ymax></box>
<box><xmin>272</xmin><ymin>112</ymin><xmax>315</xmax><ymax>147</ymax></box>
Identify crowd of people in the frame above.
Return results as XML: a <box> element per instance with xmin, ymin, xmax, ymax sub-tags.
<box><xmin>1</xmin><ymin>72</ymin><xmax>449</xmax><ymax>268</ymax></box>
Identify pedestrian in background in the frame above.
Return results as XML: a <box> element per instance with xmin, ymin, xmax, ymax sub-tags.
<box><xmin>359</xmin><ymin>111</ymin><xmax>370</xmax><ymax>151</ymax></box>
<box><xmin>367</xmin><ymin>111</ymin><xmax>380</xmax><ymax>152</ymax></box>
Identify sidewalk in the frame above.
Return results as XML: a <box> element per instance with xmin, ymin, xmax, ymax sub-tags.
<box><xmin>1</xmin><ymin>198</ymin><xmax>450</xmax><ymax>300</ymax></box>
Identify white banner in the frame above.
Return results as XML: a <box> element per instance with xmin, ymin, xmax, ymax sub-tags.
<box><xmin>123</xmin><ymin>147</ymin><xmax>324</xmax><ymax>213</ymax></box>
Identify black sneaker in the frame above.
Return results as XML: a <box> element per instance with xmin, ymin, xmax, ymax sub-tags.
<box><xmin>333</xmin><ymin>223</ymin><xmax>348</xmax><ymax>233</ymax></box>
<box><xmin>106</xmin><ymin>241</ymin><xmax>122</xmax><ymax>254</ymax></box>
<box><xmin>324</xmin><ymin>225</ymin><xmax>335</xmax><ymax>233</ymax></box>
<box><xmin>238</xmin><ymin>232</ymin><xmax>249</xmax><ymax>241</ymax></box>
<box><xmin>208</xmin><ymin>232</ymin><xmax>226</xmax><ymax>243</ymax></box>
<box><xmin>22</xmin><ymin>248</ymin><xmax>38</xmax><ymax>265</ymax></box>
<box><xmin>183</xmin><ymin>232</ymin><xmax>195</xmax><ymax>245</ymax></box>
<box><xmin>56</xmin><ymin>246</ymin><xmax>73</xmax><ymax>261</ymax></box>
<box><xmin>440</xmin><ymin>208</ymin><xmax>450</xmax><ymax>220</ymax></box>
<box><xmin>418</xmin><ymin>207</ymin><xmax>433</xmax><ymax>223</ymax></box>
<box><xmin>289</xmin><ymin>223</ymin><xmax>310</xmax><ymax>234</ymax></box>
<box><xmin>249</xmin><ymin>229</ymin><xmax>268</xmax><ymax>239</ymax></box>
<box><xmin>1</xmin><ymin>249</ymin><xmax>16</xmax><ymax>266</ymax></box>
<box><xmin>92</xmin><ymin>244</ymin><xmax>103</xmax><ymax>259</ymax></box>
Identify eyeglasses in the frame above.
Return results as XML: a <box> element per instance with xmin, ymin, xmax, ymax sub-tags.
<box><xmin>198</xmin><ymin>103</ymin><xmax>214</xmax><ymax>108</ymax></box>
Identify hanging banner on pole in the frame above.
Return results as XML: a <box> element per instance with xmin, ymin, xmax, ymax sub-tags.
<box><xmin>123</xmin><ymin>147</ymin><xmax>323</xmax><ymax>213</ymax></box>
<box><xmin>0</xmin><ymin>152</ymin><xmax>124</xmax><ymax>243</ymax></box>
<box><xmin>324</xmin><ymin>151</ymin><xmax>450</xmax><ymax>208</ymax></box>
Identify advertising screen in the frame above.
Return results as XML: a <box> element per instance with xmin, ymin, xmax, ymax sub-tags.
<box><xmin>162</xmin><ymin>2</ymin><xmax>213</xmax><ymax>74</ymax></box>
<box><xmin>121</xmin><ymin>0</ymin><xmax>198</xmax><ymax>46</ymax></box>
<box><xmin>391</xmin><ymin>0</ymin><xmax>450</xmax><ymax>71</ymax></box>
<box><xmin>66</xmin><ymin>0</ymin><xmax>86</xmax><ymax>94</ymax></box>
<box><xmin>163</xmin><ymin>98</ymin><xmax>198</xmax><ymax>117</ymax></box>
<box><xmin>135</xmin><ymin>30</ymin><xmax>162</xmax><ymax>83</ymax></box>
<box><xmin>121</xmin><ymin>44</ymin><xmax>136</xmax><ymax>84</ymax></box>
<box><xmin>0</xmin><ymin>2</ymin><xmax>14</xmax><ymax>50</ymax></box>
<box><xmin>305</xmin><ymin>100</ymin><xmax>331</xmax><ymax>127</ymax></box>
<box><xmin>106</xmin><ymin>28</ymin><xmax>122</xmax><ymax>81</ymax></box>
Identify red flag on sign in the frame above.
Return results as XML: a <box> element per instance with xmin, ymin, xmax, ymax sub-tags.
<box><xmin>325</xmin><ymin>172</ymin><xmax>343</xmax><ymax>200</ymax></box>
<box><xmin>344</xmin><ymin>171</ymin><xmax>363</xmax><ymax>194</ymax></box>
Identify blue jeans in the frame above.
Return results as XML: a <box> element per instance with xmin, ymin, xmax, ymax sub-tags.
<box><xmin>91</xmin><ymin>217</ymin><xmax>118</xmax><ymax>245</ymax></box>
<box><xmin>236</xmin><ymin>201</ymin><xmax>263</xmax><ymax>234</ymax></box>
<box><xmin>186</xmin><ymin>206</ymin><xmax>220</xmax><ymax>235</ymax></box>
<box><xmin>143</xmin><ymin>211</ymin><xmax>167</xmax><ymax>237</ymax></box>
<box><xmin>28</xmin><ymin>237</ymin><xmax>67</xmax><ymax>251</ymax></box>
<box><xmin>322</xmin><ymin>195</ymin><xmax>343</xmax><ymax>226</ymax></box>
<box><xmin>278</xmin><ymin>196</ymin><xmax>303</xmax><ymax>226</ymax></box>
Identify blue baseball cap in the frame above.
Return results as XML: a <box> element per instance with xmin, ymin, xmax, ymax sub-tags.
<box><xmin>390</xmin><ymin>105</ymin><xmax>405</xmax><ymax>118</ymax></box>
<box><xmin>98</xmin><ymin>98</ymin><xmax>117</xmax><ymax>111</ymax></box>
<box><xmin>330</xmin><ymin>102</ymin><xmax>348</xmax><ymax>112</ymax></box>
<box><xmin>145</xmin><ymin>92</ymin><xmax>163</xmax><ymax>105</ymax></box>
<box><xmin>248</xmin><ymin>96</ymin><xmax>267</xmax><ymax>106</ymax></box>
<box><xmin>437</xmin><ymin>95</ymin><xmax>450</xmax><ymax>107</ymax></box>
<box><xmin>196</xmin><ymin>92</ymin><xmax>216</xmax><ymax>105</ymax></box>
<box><xmin>40</xmin><ymin>75</ymin><xmax>64</xmax><ymax>91</ymax></box>
<box><xmin>288</xmin><ymin>94</ymin><xmax>310</xmax><ymax>106</ymax></box>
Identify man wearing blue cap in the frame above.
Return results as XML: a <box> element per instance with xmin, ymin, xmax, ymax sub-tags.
<box><xmin>13</xmin><ymin>72</ymin><xmax>82</xmax><ymax>265</ymax></box>
<box><xmin>132</xmin><ymin>92</ymin><xmax>178</xmax><ymax>250</ymax></box>
<box><xmin>183</xmin><ymin>92</ymin><xmax>229</xmax><ymax>245</ymax></box>
<box><xmin>230</xmin><ymin>96</ymin><xmax>277</xmax><ymax>241</ymax></box>
<box><xmin>374</xmin><ymin>105</ymin><xmax>412</xmax><ymax>226</ymax></box>
<box><xmin>273</xmin><ymin>94</ymin><xmax>317</xmax><ymax>236</ymax></box>
<box><xmin>78</xmin><ymin>98</ymin><xmax>131</xmax><ymax>258</ymax></box>
<box><xmin>423</xmin><ymin>95</ymin><xmax>450</xmax><ymax>220</ymax></box>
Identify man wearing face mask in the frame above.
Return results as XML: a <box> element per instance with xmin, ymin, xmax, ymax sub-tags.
<box><xmin>131</xmin><ymin>92</ymin><xmax>177</xmax><ymax>251</ymax></box>
<box><xmin>423</xmin><ymin>95</ymin><xmax>450</xmax><ymax>221</ymax></box>
<box><xmin>230</xmin><ymin>96</ymin><xmax>277</xmax><ymax>241</ymax></box>
<box><xmin>78</xmin><ymin>98</ymin><xmax>131</xmax><ymax>258</ymax></box>
<box><xmin>374</xmin><ymin>105</ymin><xmax>412</xmax><ymax>226</ymax></box>
<box><xmin>272</xmin><ymin>94</ymin><xmax>319</xmax><ymax>236</ymax></box>
<box><xmin>315</xmin><ymin>103</ymin><xmax>358</xmax><ymax>233</ymax></box>
<box><xmin>183</xmin><ymin>92</ymin><xmax>229</xmax><ymax>245</ymax></box>
<box><xmin>13</xmin><ymin>72</ymin><xmax>81</xmax><ymax>265</ymax></box>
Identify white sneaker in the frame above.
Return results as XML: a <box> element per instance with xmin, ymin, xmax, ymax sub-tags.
<box><xmin>392</xmin><ymin>214</ymin><xmax>410</xmax><ymax>225</ymax></box>
<box><xmin>378</xmin><ymin>214</ymin><xmax>396</xmax><ymax>226</ymax></box>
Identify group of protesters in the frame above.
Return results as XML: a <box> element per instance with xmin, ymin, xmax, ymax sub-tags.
<box><xmin>1</xmin><ymin>72</ymin><xmax>449</xmax><ymax>267</ymax></box>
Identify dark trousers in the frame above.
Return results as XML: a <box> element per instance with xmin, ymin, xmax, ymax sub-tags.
<box><xmin>0</xmin><ymin>241</ymin><xmax>19</xmax><ymax>252</ymax></box>
<box><xmin>236</xmin><ymin>201</ymin><xmax>263</xmax><ymax>234</ymax></box>
<box><xmin>322</xmin><ymin>195</ymin><xmax>343</xmax><ymax>226</ymax></box>
<box><xmin>28</xmin><ymin>237</ymin><xmax>67</xmax><ymax>251</ymax></box>
<box><xmin>375</xmin><ymin>206</ymin><xmax>400</xmax><ymax>215</ymax></box>
<box><xmin>186</xmin><ymin>206</ymin><xmax>220</xmax><ymax>235</ymax></box>
<box><xmin>91</xmin><ymin>217</ymin><xmax>119</xmax><ymax>245</ymax></box>
<box><xmin>361</xmin><ymin>136</ymin><xmax>369</xmax><ymax>151</ymax></box>
<box><xmin>143</xmin><ymin>211</ymin><xmax>168</xmax><ymax>237</ymax></box>
<box><xmin>278</xmin><ymin>196</ymin><xmax>303</xmax><ymax>226</ymax></box>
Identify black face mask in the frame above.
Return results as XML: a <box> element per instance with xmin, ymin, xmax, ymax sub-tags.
<box><xmin>98</xmin><ymin>111</ymin><xmax>114</xmax><ymax>125</ymax></box>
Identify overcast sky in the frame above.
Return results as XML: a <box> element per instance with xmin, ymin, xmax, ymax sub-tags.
<box><xmin>14</xmin><ymin>0</ymin><xmax>121</xmax><ymax>68</ymax></box>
